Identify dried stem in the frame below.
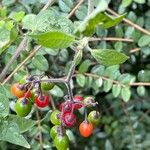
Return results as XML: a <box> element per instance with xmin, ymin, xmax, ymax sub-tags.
<box><xmin>107</xmin><ymin>8</ymin><xmax>150</xmax><ymax>36</ymax></box>
<box><xmin>41</xmin><ymin>0</ymin><xmax>56</xmax><ymax>11</ymax></box>
<box><xmin>89</xmin><ymin>37</ymin><xmax>134</xmax><ymax>42</ymax></box>
<box><xmin>35</xmin><ymin>108</ymin><xmax>43</xmax><ymax>150</ymax></box>
<box><xmin>49</xmin><ymin>94</ymin><xmax>56</xmax><ymax>110</ymax></box>
<box><xmin>129</xmin><ymin>48</ymin><xmax>141</xmax><ymax>53</ymax></box>
<box><xmin>67</xmin><ymin>0</ymin><xmax>84</xmax><ymax>18</ymax></box>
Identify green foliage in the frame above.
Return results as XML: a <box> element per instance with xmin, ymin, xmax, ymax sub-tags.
<box><xmin>91</xmin><ymin>49</ymin><xmax>128</xmax><ymax>66</ymax></box>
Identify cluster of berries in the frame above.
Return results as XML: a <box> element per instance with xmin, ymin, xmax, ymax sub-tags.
<box><xmin>10</xmin><ymin>76</ymin><xmax>101</xmax><ymax>150</ymax></box>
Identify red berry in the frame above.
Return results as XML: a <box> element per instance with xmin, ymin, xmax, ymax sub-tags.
<box><xmin>73</xmin><ymin>95</ymin><xmax>83</xmax><ymax>110</ymax></box>
<box><xmin>79</xmin><ymin>121</ymin><xmax>93</xmax><ymax>137</ymax></box>
<box><xmin>62</xmin><ymin>113</ymin><xmax>77</xmax><ymax>128</ymax></box>
<box><xmin>35</xmin><ymin>95</ymin><xmax>49</xmax><ymax>108</ymax></box>
<box><xmin>60</xmin><ymin>101</ymin><xmax>73</xmax><ymax>113</ymax></box>
<box><xmin>24</xmin><ymin>91</ymin><xmax>32</xmax><ymax>99</ymax></box>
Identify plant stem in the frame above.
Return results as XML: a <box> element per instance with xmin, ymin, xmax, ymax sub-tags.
<box><xmin>35</xmin><ymin>108</ymin><xmax>43</xmax><ymax>150</ymax></box>
<box><xmin>88</xmin><ymin>0</ymin><xmax>94</xmax><ymax>15</ymax></box>
<box><xmin>67</xmin><ymin>0</ymin><xmax>84</xmax><ymax>18</ymax></box>
<box><xmin>107</xmin><ymin>8</ymin><xmax>150</xmax><ymax>36</ymax></box>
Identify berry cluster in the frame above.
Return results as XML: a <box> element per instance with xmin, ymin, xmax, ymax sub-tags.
<box><xmin>10</xmin><ymin>76</ymin><xmax>101</xmax><ymax>150</ymax></box>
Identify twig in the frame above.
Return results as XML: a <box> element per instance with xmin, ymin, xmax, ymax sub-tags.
<box><xmin>130</xmin><ymin>82</ymin><xmax>150</xmax><ymax>86</ymax></box>
<box><xmin>89</xmin><ymin>37</ymin><xmax>134</xmax><ymax>42</ymax></box>
<box><xmin>49</xmin><ymin>94</ymin><xmax>56</xmax><ymax>110</ymax></box>
<box><xmin>88</xmin><ymin>0</ymin><xmax>94</xmax><ymax>15</ymax></box>
<box><xmin>67</xmin><ymin>0</ymin><xmax>84</xmax><ymax>18</ymax></box>
<box><xmin>0</xmin><ymin>36</ymin><xmax>27</xmax><ymax>81</ymax></box>
<box><xmin>129</xmin><ymin>48</ymin><xmax>140</xmax><ymax>53</ymax></box>
<box><xmin>35</xmin><ymin>108</ymin><xmax>43</xmax><ymax>150</ymax></box>
<box><xmin>41</xmin><ymin>0</ymin><xmax>56</xmax><ymax>11</ymax></box>
<box><xmin>2</xmin><ymin>46</ymin><xmax>41</xmax><ymax>85</ymax></box>
<box><xmin>107</xmin><ymin>8</ymin><xmax>150</xmax><ymax>36</ymax></box>
<box><xmin>139</xmin><ymin>109</ymin><xmax>150</xmax><ymax>122</ymax></box>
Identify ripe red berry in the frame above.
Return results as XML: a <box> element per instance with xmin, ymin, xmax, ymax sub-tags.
<box><xmin>73</xmin><ymin>95</ymin><xmax>83</xmax><ymax>110</ymax></box>
<box><xmin>79</xmin><ymin>121</ymin><xmax>93</xmax><ymax>137</ymax></box>
<box><xmin>60</xmin><ymin>101</ymin><xmax>73</xmax><ymax>113</ymax></box>
<box><xmin>35</xmin><ymin>95</ymin><xmax>49</xmax><ymax>108</ymax></box>
<box><xmin>62</xmin><ymin>113</ymin><xmax>77</xmax><ymax>128</ymax></box>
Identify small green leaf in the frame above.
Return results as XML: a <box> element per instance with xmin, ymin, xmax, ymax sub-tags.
<box><xmin>121</xmin><ymin>87</ymin><xmax>131</xmax><ymax>102</ymax></box>
<box><xmin>112</xmin><ymin>84</ymin><xmax>121</xmax><ymax>98</ymax></box>
<box><xmin>76</xmin><ymin>74</ymin><xmax>86</xmax><ymax>87</ymax></box>
<box><xmin>32</xmin><ymin>55</ymin><xmax>49</xmax><ymax>71</ymax></box>
<box><xmin>50</xmin><ymin>85</ymin><xmax>64</xmax><ymax>97</ymax></box>
<box><xmin>10</xmin><ymin>11</ymin><xmax>25</xmax><ymax>22</ymax></box>
<box><xmin>137</xmin><ymin>86</ymin><xmax>146</xmax><ymax>97</ymax></box>
<box><xmin>133</xmin><ymin>0</ymin><xmax>145</xmax><ymax>4</ymax></box>
<box><xmin>31</xmin><ymin>31</ymin><xmax>75</xmax><ymax>49</ymax></box>
<box><xmin>0</xmin><ymin>118</ymin><xmax>30</xmax><ymax>149</ymax></box>
<box><xmin>138</xmin><ymin>70</ymin><xmax>150</xmax><ymax>82</ymax></box>
<box><xmin>79</xmin><ymin>59</ymin><xmax>92</xmax><ymax>73</ymax></box>
<box><xmin>122</xmin><ymin>0</ymin><xmax>132</xmax><ymax>7</ymax></box>
<box><xmin>95</xmin><ymin>77</ymin><xmax>103</xmax><ymax>87</ymax></box>
<box><xmin>91</xmin><ymin>49</ymin><xmax>128</xmax><ymax>66</ymax></box>
<box><xmin>0</xmin><ymin>93</ymin><xmax>9</xmax><ymax>117</ymax></box>
<box><xmin>8</xmin><ymin>114</ymin><xmax>36</xmax><ymax>133</ymax></box>
<box><xmin>105</xmin><ymin>139</ymin><xmax>113</xmax><ymax>150</ymax></box>
<box><xmin>138</xmin><ymin>35</ymin><xmax>150</xmax><ymax>47</ymax></box>
<box><xmin>103</xmin><ymin>80</ymin><xmax>112</xmax><ymax>92</ymax></box>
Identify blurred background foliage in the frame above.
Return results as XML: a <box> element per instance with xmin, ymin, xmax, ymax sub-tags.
<box><xmin>0</xmin><ymin>0</ymin><xmax>150</xmax><ymax>150</ymax></box>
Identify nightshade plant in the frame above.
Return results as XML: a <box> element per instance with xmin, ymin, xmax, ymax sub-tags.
<box><xmin>0</xmin><ymin>0</ymin><xmax>150</xmax><ymax>150</ymax></box>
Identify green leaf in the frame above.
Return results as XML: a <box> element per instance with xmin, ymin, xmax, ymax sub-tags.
<box><xmin>112</xmin><ymin>84</ymin><xmax>121</xmax><ymax>98</ymax></box>
<box><xmin>133</xmin><ymin>0</ymin><xmax>145</xmax><ymax>4</ymax></box>
<box><xmin>138</xmin><ymin>35</ymin><xmax>150</xmax><ymax>47</ymax></box>
<box><xmin>138</xmin><ymin>70</ymin><xmax>150</xmax><ymax>82</ymax></box>
<box><xmin>95</xmin><ymin>77</ymin><xmax>103</xmax><ymax>87</ymax></box>
<box><xmin>10</xmin><ymin>11</ymin><xmax>25</xmax><ymax>22</ymax></box>
<box><xmin>0</xmin><ymin>93</ymin><xmax>9</xmax><ymax>117</ymax></box>
<box><xmin>103</xmin><ymin>80</ymin><xmax>113</xmax><ymax>92</ymax></box>
<box><xmin>122</xmin><ymin>0</ymin><xmax>132</xmax><ymax>7</ymax></box>
<box><xmin>121</xmin><ymin>87</ymin><xmax>131</xmax><ymax>102</ymax></box>
<box><xmin>22</xmin><ymin>14</ymin><xmax>36</xmax><ymax>30</ymax></box>
<box><xmin>59</xmin><ymin>0</ymin><xmax>73</xmax><ymax>13</ymax></box>
<box><xmin>50</xmin><ymin>85</ymin><xmax>64</xmax><ymax>97</ymax></box>
<box><xmin>79</xmin><ymin>59</ymin><xmax>92</xmax><ymax>73</ymax></box>
<box><xmin>105</xmin><ymin>139</ymin><xmax>113</xmax><ymax>150</ymax></box>
<box><xmin>31</xmin><ymin>31</ymin><xmax>75</xmax><ymax>49</ymax></box>
<box><xmin>32</xmin><ymin>55</ymin><xmax>49</xmax><ymax>71</ymax></box>
<box><xmin>91</xmin><ymin>49</ymin><xmax>129</xmax><ymax>66</ymax></box>
<box><xmin>137</xmin><ymin>86</ymin><xmax>146</xmax><ymax>97</ymax></box>
<box><xmin>8</xmin><ymin>114</ymin><xmax>36</xmax><ymax>133</ymax></box>
<box><xmin>76</xmin><ymin>74</ymin><xmax>86</xmax><ymax>87</ymax></box>
<box><xmin>74</xmin><ymin>0</ymin><xmax>108</xmax><ymax>36</ymax></box>
<box><xmin>0</xmin><ymin>118</ymin><xmax>30</xmax><ymax>149</ymax></box>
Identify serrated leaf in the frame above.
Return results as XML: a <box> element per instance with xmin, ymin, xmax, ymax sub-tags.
<box><xmin>31</xmin><ymin>31</ymin><xmax>75</xmax><ymax>49</ymax></box>
<box><xmin>76</xmin><ymin>74</ymin><xmax>86</xmax><ymax>87</ymax></box>
<box><xmin>8</xmin><ymin>114</ymin><xmax>36</xmax><ymax>133</ymax></box>
<box><xmin>103</xmin><ymin>80</ymin><xmax>113</xmax><ymax>92</ymax></box>
<box><xmin>91</xmin><ymin>49</ymin><xmax>128</xmax><ymax>66</ymax></box>
<box><xmin>0</xmin><ymin>118</ymin><xmax>30</xmax><ymax>148</ymax></box>
<box><xmin>32</xmin><ymin>55</ymin><xmax>49</xmax><ymax>71</ymax></box>
<box><xmin>0</xmin><ymin>93</ymin><xmax>9</xmax><ymax>117</ymax></box>
<box><xmin>112</xmin><ymin>84</ymin><xmax>121</xmax><ymax>98</ymax></box>
<box><xmin>137</xmin><ymin>86</ymin><xmax>146</xmax><ymax>97</ymax></box>
<box><xmin>75</xmin><ymin>49</ymin><xmax>83</xmax><ymax>66</ymax></box>
<box><xmin>138</xmin><ymin>35</ymin><xmax>150</xmax><ymax>47</ymax></box>
<box><xmin>121</xmin><ymin>87</ymin><xmax>131</xmax><ymax>102</ymax></box>
<box><xmin>79</xmin><ymin>59</ymin><xmax>92</xmax><ymax>73</ymax></box>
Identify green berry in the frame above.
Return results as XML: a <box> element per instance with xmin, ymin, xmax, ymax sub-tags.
<box><xmin>50</xmin><ymin>110</ymin><xmax>61</xmax><ymax>125</ymax></box>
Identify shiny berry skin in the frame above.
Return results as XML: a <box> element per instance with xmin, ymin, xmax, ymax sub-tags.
<box><xmin>35</xmin><ymin>95</ymin><xmax>49</xmax><ymax>108</ymax></box>
<box><xmin>88</xmin><ymin>111</ymin><xmax>101</xmax><ymax>126</ymax></box>
<box><xmin>79</xmin><ymin>121</ymin><xmax>94</xmax><ymax>137</ymax></box>
<box><xmin>73</xmin><ymin>95</ymin><xmax>83</xmax><ymax>110</ymax></box>
<box><xmin>50</xmin><ymin>110</ymin><xmax>61</xmax><ymax>125</ymax></box>
<box><xmin>84</xmin><ymin>96</ymin><xmax>95</xmax><ymax>107</ymax></box>
<box><xmin>60</xmin><ymin>101</ymin><xmax>73</xmax><ymax>113</ymax></box>
<box><xmin>54</xmin><ymin>134</ymin><xmax>69</xmax><ymax>150</ymax></box>
<box><xmin>41</xmin><ymin>77</ymin><xmax>55</xmax><ymax>91</ymax></box>
<box><xmin>15</xmin><ymin>98</ymin><xmax>32</xmax><ymax>117</ymax></box>
<box><xmin>50</xmin><ymin>125</ymin><xmax>66</xmax><ymax>139</ymax></box>
<box><xmin>62</xmin><ymin>113</ymin><xmax>77</xmax><ymax>128</ymax></box>
<box><xmin>11</xmin><ymin>83</ymin><xmax>26</xmax><ymax>98</ymax></box>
